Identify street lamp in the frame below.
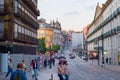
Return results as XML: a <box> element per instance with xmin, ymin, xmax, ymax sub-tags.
<box><xmin>101</xmin><ymin>34</ymin><xmax>104</xmax><ymax>67</ymax></box>
<box><xmin>97</xmin><ymin>38</ymin><xmax>100</xmax><ymax>65</ymax></box>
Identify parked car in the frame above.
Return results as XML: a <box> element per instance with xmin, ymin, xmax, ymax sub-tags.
<box><xmin>69</xmin><ymin>53</ymin><xmax>75</xmax><ymax>59</ymax></box>
<box><xmin>82</xmin><ymin>56</ymin><xmax>88</xmax><ymax>61</ymax></box>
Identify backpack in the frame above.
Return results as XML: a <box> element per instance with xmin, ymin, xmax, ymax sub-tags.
<box><xmin>14</xmin><ymin>72</ymin><xmax>21</xmax><ymax>80</ymax></box>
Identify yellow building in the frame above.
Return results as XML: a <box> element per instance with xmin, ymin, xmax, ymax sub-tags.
<box><xmin>37</xmin><ymin>19</ymin><xmax>54</xmax><ymax>48</ymax></box>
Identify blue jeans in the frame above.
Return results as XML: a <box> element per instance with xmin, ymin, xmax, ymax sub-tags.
<box><xmin>5</xmin><ymin>68</ymin><xmax>13</xmax><ymax>77</ymax></box>
<box><xmin>33</xmin><ymin>69</ymin><xmax>38</xmax><ymax>80</ymax></box>
<box><xmin>58</xmin><ymin>74</ymin><xmax>64</xmax><ymax>80</ymax></box>
<box><xmin>65</xmin><ymin>74</ymin><xmax>69</xmax><ymax>80</ymax></box>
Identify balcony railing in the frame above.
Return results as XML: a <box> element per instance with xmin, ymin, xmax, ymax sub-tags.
<box><xmin>14</xmin><ymin>32</ymin><xmax>37</xmax><ymax>44</ymax></box>
<box><xmin>22</xmin><ymin>0</ymin><xmax>39</xmax><ymax>16</ymax></box>
<box><xmin>14</xmin><ymin>8</ymin><xmax>39</xmax><ymax>29</ymax></box>
<box><xmin>0</xmin><ymin>5</ymin><xmax>4</xmax><ymax>13</ymax></box>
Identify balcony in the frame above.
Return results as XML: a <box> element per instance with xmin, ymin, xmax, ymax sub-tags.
<box><xmin>0</xmin><ymin>5</ymin><xmax>4</xmax><ymax>13</ymax></box>
<box><xmin>14</xmin><ymin>33</ymin><xmax>37</xmax><ymax>44</ymax></box>
<box><xmin>14</xmin><ymin>8</ymin><xmax>39</xmax><ymax>29</ymax></box>
<box><xmin>22</xmin><ymin>0</ymin><xmax>40</xmax><ymax>16</ymax></box>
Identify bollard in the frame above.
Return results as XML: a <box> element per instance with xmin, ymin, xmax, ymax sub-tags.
<box><xmin>49</xmin><ymin>74</ymin><xmax>53</xmax><ymax>80</ymax></box>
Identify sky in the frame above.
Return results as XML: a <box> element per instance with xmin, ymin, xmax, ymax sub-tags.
<box><xmin>38</xmin><ymin>0</ymin><xmax>106</xmax><ymax>31</ymax></box>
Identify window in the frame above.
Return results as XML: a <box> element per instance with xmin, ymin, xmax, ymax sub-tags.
<box><xmin>14</xmin><ymin>23</ymin><xmax>18</xmax><ymax>32</ymax></box>
<box><xmin>18</xmin><ymin>3</ymin><xmax>21</xmax><ymax>9</ymax></box>
<box><xmin>0</xmin><ymin>0</ymin><xmax>4</xmax><ymax>4</ymax></box>
<box><xmin>21</xmin><ymin>27</ymin><xmax>24</xmax><ymax>34</ymax></box>
<box><xmin>14</xmin><ymin>23</ymin><xmax>18</xmax><ymax>39</ymax></box>
<box><xmin>18</xmin><ymin>25</ymin><xmax>21</xmax><ymax>33</ymax></box>
<box><xmin>0</xmin><ymin>0</ymin><xmax>4</xmax><ymax>12</ymax></box>
<box><xmin>0</xmin><ymin>22</ymin><xmax>4</xmax><ymax>38</ymax></box>
<box><xmin>14</xmin><ymin>1</ymin><xmax>18</xmax><ymax>13</ymax></box>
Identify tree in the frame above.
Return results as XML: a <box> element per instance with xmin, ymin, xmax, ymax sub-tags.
<box><xmin>37</xmin><ymin>38</ymin><xmax>46</xmax><ymax>54</ymax></box>
<box><xmin>52</xmin><ymin>44</ymin><xmax>60</xmax><ymax>53</ymax></box>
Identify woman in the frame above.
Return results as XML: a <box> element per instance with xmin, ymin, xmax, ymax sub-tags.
<box><xmin>5</xmin><ymin>59</ymin><xmax>13</xmax><ymax>78</ymax></box>
<box><xmin>58</xmin><ymin>61</ymin><xmax>65</xmax><ymax>80</ymax></box>
<box><xmin>21</xmin><ymin>60</ymin><xmax>27</xmax><ymax>73</ymax></box>
<box><xmin>30</xmin><ymin>60</ymin><xmax>34</xmax><ymax>77</ymax></box>
<box><xmin>63</xmin><ymin>61</ymin><xmax>69</xmax><ymax>80</ymax></box>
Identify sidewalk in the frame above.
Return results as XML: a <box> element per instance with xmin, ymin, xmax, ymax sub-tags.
<box><xmin>37</xmin><ymin>65</ymin><xmax>59</xmax><ymax>80</ymax></box>
<box><xmin>85</xmin><ymin>59</ymin><xmax>120</xmax><ymax>73</ymax></box>
<box><xmin>0</xmin><ymin>62</ymin><xmax>59</xmax><ymax>80</ymax></box>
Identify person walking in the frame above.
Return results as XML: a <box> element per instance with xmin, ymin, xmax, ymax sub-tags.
<box><xmin>58</xmin><ymin>61</ymin><xmax>65</xmax><ymax>80</ymax></box>
<box><xmin>30</xmin><ymin>59</ymin><xmax>34</xmax><ymax>69</ymax></box>
<box><xmin>44</xmin><ymin>58</ymin><xmax>47</xmax><ymax>68</ymax></box>
<box><xmin>5</xmin><ymin>59</ymin><xmax>13</xmax><ymax>78</ymax></box>
<box><xmin>10</xmin><ymin>63</ymin><xmax>27</xmax><ymax>80</ymax></box>
<box><xmin>52</xmin><ymin>55</ymin><xmax>55</xmax><ymax>66</ymax></box>
<box><xmin>30</xmin><ymin>59</ymin><xmax>34</xmax><ymax>77</ymax></box>
<box><xmin>32</xmin><ymin>58</ymin><xmax>38</xmax><ymax>80</ymax></box>
<box><xmin>63</xmin><ymin>61</ymin><xmax>69</xmax><ymax>80</ymax></box>
<box><xmin>21</xmin><ymin>60</ymin><xmax>27</xmax><ymax>73</ymax></box>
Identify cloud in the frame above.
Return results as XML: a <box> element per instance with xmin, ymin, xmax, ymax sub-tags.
<box><xmin>64</xmin><ymin>11</ymin><xmax>80</xmax><ymax>15</ymax></box>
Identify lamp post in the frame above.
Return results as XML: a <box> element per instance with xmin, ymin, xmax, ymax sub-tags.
<box><xmin>97</xmin><ymin>38</ymin><xmax>100</xmax><ymax>65</ymax></box>
<box><xmin>101</xmin><ymin>34</ymin><xmax>104</xmax><ymax>67</ymax></box>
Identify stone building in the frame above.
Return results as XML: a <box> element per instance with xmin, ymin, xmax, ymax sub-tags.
<box><xmin>0</xmin><ymin>0</ymin><xmax>40</xmax><ymax>54</ymax></box>
<box><xmin>37</xmin><ymin>19</ymin><xmax>54</xmax><ymax>48</ymax></box>
<box><xmin>87</xmin><ymin>0</ymin><xmax>120</xmax><ymax>65</ymax></box>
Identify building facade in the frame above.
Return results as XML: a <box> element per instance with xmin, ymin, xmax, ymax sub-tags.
<box><xmin>0</xmin><ymin>0</ymin><xmax>39</xmax><ymax>54</ymax></box>
<box><xmin>50</xmin><ymin>20</ymin><xmax>62</xmax><ymax>45</ymax></box>
<box><xmin>72</xmin><ymin>31</ymin><xmax>83</xmax><ymax>52</ymax></box>
<box><xmin>87</xmin><ymin>0</ymin><xmax>120</xmax><ymax>65</ymax></box>
<box><xmin>83</xmin><ymin>25</ymin><xmax>89</xmax><ymax>56</ymax></box>
<box><xmin>37</xmin><ymin>19</ymin><xmax>54</xmax><ymax>48</ymax></box>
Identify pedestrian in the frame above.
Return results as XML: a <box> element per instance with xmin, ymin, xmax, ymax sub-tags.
<box><xmin>37</xmin><ymin>56</ymin><xmax>41</xmax><ymax>71</ymax></box>
<box><xmin>10</xmin><ymin>63</ymin><xmax>27</xmax><ymax>80</ymax></box>
<box><xmin>32</xmin><ymin>58</ymin><xmax>38</xmax><ymax>80</ymax></box>
<box><xmin>58</xmin><ymin>61</ymin><xmax>65</xmax><ymax>80</ymax></box>
<box><xmin>44</xmin><ymin>58</ymin><xmax>47</xmax><ymax>68</ymax></box>
<box><xmin>49</xmin><ymin>58</ymin><xmax>52</xmax><ymax>69</ymax></box>
<box><xmin>106</xmin><ymin>58</ymin><xmax>108</xmax><ymax>64</ymax></box>
<box><xmin>21</xmin><ymin>60</ymin><xmax>27</xmax><ymax>73</ymax></box>
<box><xmin>5</xmin><ymin>59</ymin><xmax>13</xmax><ymax>78</ymax></box>
<box><xmin>30</xmin><ymin>59</ymin><xmax>34</xmax><ymax>76</ymax></box>
<box><xmin>109</xmin><ymin>58</ymin><xmax>112</xmax><ymax>64</ymax></box>
<box><xmin>52</xmin><ymin>55</ymin><xmax>55</xmax><ymax>66</ymax></box>
<box><xmin>63</xmin><ymin>61</ymin><xmax>69</xmax><ymax>80</ymax></box>
<box><xmin>30</xmin><ymin>59</ymin><xmax>34</xmax><ymax>69</ymax></box>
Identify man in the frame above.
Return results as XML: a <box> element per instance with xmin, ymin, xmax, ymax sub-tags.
<box><xmin>10</xmin><ymin>63</ymin><xmax>27</xmax><ymax>80</ymax></box>
<box><xmin>32</xmin><ymin>58</ymin><xmax>38</xmax><ymax>80</ymax></box>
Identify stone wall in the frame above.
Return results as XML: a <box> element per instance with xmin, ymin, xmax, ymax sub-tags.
<box><xmin>11</xmin><ymin>54</ymin><xmax>37</xmax><ymax>72</ymax></box>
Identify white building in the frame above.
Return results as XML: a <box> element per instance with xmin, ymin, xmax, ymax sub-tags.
<box><xmin>72</xmin><ymin>32</ymin><xmax>83</xmax><ymax>50</ymax></box>
<box><xmin>87</xmin><ymin>0</ymin><xmax>120</xmax><ymax>65</ymax></box>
